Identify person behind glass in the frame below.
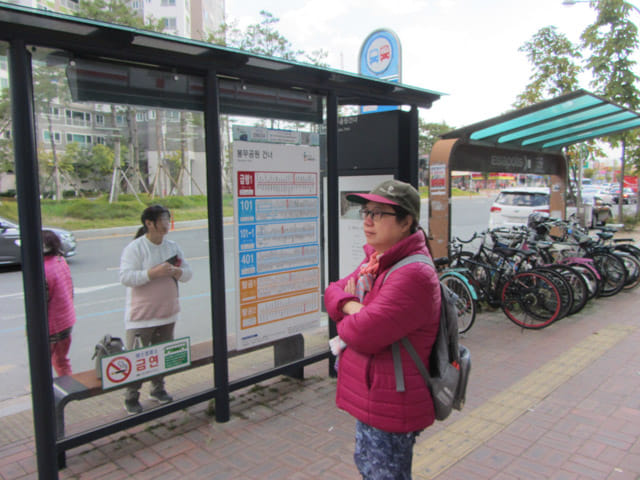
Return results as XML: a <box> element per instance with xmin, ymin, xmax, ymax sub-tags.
<box><xmin>43</xmin><ymin>230</ymin><xmax>76</xmax><ymax>377</ymax></box>
<box><xmin>119</xmin><ymin>205</ymin><xmax>193</xmax><ymax>415</ymax></box>
<box><xmin>324</xmin><ymin>179</ymin><xmax>441</xmax><ymax>480</ymax></box>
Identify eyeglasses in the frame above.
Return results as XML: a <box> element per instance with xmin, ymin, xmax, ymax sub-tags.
<box><xmin>358</xmin><ymin>208</ymin><xmax>398</xmax><ymax>222</ymax></box>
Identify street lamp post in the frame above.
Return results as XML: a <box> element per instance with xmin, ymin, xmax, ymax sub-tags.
<box><xmin>562</xmin><ymin>0</ymin><xmax>640</xmax><ymax>15</ymax></box>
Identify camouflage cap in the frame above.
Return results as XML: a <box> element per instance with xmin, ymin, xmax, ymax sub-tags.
<box><xmin>346</xmin><ymin>179</ymin><xmax>420</xmax><ymax>220</ymax></box>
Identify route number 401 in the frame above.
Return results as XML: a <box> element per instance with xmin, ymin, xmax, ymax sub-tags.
<box><xmin>240</xmin><ymin>253</ymin><xmax>255</xmax><ymax>266</ymax></box>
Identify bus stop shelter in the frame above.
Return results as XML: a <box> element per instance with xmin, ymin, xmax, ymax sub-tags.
<box><xmin>428</xmin><ymin>89</ymin><xmax>640</xmax><ymax>258</ymax></box>
<box><xmin>0</xmin><ymin>4</ymin><xmax>443</xmax><ymax>477</ymax></box>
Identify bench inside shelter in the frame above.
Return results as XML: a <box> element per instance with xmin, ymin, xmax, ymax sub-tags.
<box><xmin>53</xmin><ymin>334</ymin><xmax>305</xmax><ymax>441</ymax></box>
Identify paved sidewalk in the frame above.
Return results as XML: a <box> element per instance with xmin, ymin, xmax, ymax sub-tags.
<box><xmin>1</xmin><ymin>288</ymin><xmax>640</xmax><ymax>478</ymax></box>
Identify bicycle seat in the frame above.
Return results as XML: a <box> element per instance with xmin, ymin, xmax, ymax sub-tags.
<box><xmin>493</xmin><ymin>246</ymin><xmax>537</xmax><ymax>258</ymax></box>
<box><xmin>575</xmin><ymin>234</ymin><xmax>593</xmax><ymax>247</ymax></box>
<box><xmin>433</xmin><ymin>257</ymin><xmax>449</xmax><ymax>267</ymax></box>
<box><xmin>597</xmin><ymin>231</ymin><xmax>614</xmax><ymax>241</ymax></box>
<box><xmin>529</xmin><ymin>240</ymin><xmax>553</xmax><ymax>249</ymax></box>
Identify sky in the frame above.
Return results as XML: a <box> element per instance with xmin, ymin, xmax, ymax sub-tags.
<box><xmin>224</xmin><ymin>0</ymin><xmax>636</xmax><ymax>130</ymax></box>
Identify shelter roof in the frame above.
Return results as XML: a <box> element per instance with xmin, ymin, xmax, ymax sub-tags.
<box><xmin>0</xmin><ymin>3</ymin><xmax>443</xmax><ymax>109</ymax></box>
<box><xmin>442</xmin><ymin>90</ymin><xmax>640</xmax><ymax>152</ymax></box>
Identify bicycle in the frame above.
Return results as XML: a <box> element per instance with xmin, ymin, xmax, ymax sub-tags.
<box><xmin>433</xmin><ymin>256</ymin><xmax>478</xmax><ymax>335</ymax></box>
<box><xmin>450</xmin><ymin>234</ymin><xmax>563</xmax><ymax>329</ymax></box>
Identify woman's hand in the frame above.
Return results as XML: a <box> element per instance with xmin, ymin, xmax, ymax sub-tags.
<box><xmin>342</xmin><ymin>300</ymin><xmax>364</xmax><ymax>315</ymax></box>
<box><xmin>340</xmin><ymin>278</ymin><xmax>363</xmax><ymax>314</ymax></box>
<box><xmin>344</xmin><ymin>277</ymin><xmax>356</xmax><ymax>296</ymax></box>
<box><xmin>148</xmin><ymin>262</ymin><xmax>179</xmax><ymax>280</ymax></box>
<box><xmin>171</xmin><ymin>267</ymin><xmax>183</xmax><ymax>280</ymax></box>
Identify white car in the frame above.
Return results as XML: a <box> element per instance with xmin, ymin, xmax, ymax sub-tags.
<box><xmin>488</xmin><ymin>187</ymin><xmax>550</xmax><ymax>228</ymax></box>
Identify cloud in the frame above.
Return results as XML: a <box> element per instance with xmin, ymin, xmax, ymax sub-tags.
<box><xmin>225</xmin><ymin>0</ymin><xmax>633</xmax><ymax>128</ymax></box>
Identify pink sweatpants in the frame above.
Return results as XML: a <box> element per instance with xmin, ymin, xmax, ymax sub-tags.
<box><xmin>51</xmin><ymin>336</ymin><xmax>72</xmax><ymax>377</ymax></box>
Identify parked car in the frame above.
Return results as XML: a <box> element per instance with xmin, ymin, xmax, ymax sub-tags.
<box><xmin>490</xmin><ymin>187</ymin><xmax>613</xmax><ymax>229</ymax></box>
<box><xmin>488</xmin><ymin>187</ymin><xmax>550</xmax><ymax>228</ymax></box>
<box><xmin>0</xmin><ymin>216</ymin><xmax>76</xmax><ymax>266</ymax></box>
<box><xmin>611</xmin><ymin>187</ymin><xmax>637</xmax><ymax>205</ymax></box>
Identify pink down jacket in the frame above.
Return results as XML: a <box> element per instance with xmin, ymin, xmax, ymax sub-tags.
<box><xmin>324</xmin><ymin>231</ymin><xmax>441</xmax><ymax>433</ymax></box>
<box><xmin>44</xmin><ymin>255</ymin><xmax>76</xmax><ymax>336</ymax></box>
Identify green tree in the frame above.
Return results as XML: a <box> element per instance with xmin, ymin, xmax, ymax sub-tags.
<box><xmin>75</xmin><ymin>0</ymin><xmax>163</xmax><ymax>31</ymax></box>
<box><xmin>419</xmin><ymin>120</ymin><xmax>454</xmax><ymax>157</ymax></box>
<box><xmin>515</xmin><ymin>26</ymin><xmax>582</xmax><ymax>108</ymax></box>
<box><xmin>515</xmin><ymin>26</ymin><xmax>589</xmax><ymax>196</ymax></box>
<box><xmin>0</xmin><ymin>88</ymin><xmax>12</xmax><ymax>176</ymax></box>
<box><xmin>71</xmin><ymin>143</ymin><xmax>113</xmax><ymax>186</ymax></box>
<box><xmin>74</xmin><ymin>0</ymin><xmax>163</xmax><ymax>201</ymax></box>
<box><xmin>210</xmin><ymin>11</ymin><xmax>328</xmax><ymax>65</ymax></box>
<box><xmin>38</xmin><ymin>142</ymin><xmax>75</xmax><ymax>196</ymax></box>
<box><xmin>208</xmin><ymin>11</ymin><xmax>328</xmax><ymax>194</ymax></box>
<box><xmin>581</xmin><ymin>0</ymin><xmax>640</xmax><ymax>219</ymax></box>
<box><xmin>627</xmin><ymin>136</ymin><xmax>640</xmax><ymax>178</ymax></box>
<box><xmin>32</xmin><ymin>63</ymin><xmax>72</xmax><ymax>200</ymax></box>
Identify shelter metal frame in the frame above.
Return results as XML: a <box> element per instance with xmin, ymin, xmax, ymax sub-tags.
<box><xmin>0</xmin><ymin>4</ymin><xmax>442</xmax><ymax>478</ymax></box>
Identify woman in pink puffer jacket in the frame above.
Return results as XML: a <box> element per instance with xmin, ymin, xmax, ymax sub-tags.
<box><xmin>324</xmin><ymin>180</ymin><xmax>440</xmax><ymax>480</ymax></box>
<box><xmin>43</xmin><ymin>230</ymin><xmax>76</xmax><ymax>377</ymax></box>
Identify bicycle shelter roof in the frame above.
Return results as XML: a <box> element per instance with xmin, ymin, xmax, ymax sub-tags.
<box><xmin>441</xmin><ymin>90</ymin><xmax>640</xmax><ymax>153</ymax></box>
<box><xmin>426</xmin><ymin>89</ymin><xmax>640</xmax><ymax>260</ymax></box>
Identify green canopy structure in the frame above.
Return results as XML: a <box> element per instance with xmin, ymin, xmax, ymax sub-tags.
<box><xmin>428</xmin><ymin>90</ymin><xmax>640</xmax><ymax>258</ymax></box>
<box><xmin>442</xmin><ymin>90</ymin><xmax>640</xmax><ymax>152</ymax></box>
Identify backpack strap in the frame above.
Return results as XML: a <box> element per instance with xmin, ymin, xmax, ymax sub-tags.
<box><xmin>383</xmin><ymin>254</ymin><xmax>434</xmax><ymax>283</ymax></box>
<box><xmin>383</xmin><ymin>254</ymin><xmax>435</xmax><ymax>392</ymax></box>
<box><xmin>392</xmin><ymin>338</ymin><xmax>432</xmax><ymax>393</ymax></box>
<box><xmin>391</xmin><ymin>343</ymin><xmax>405</xmax><ymax>392</ymax></box>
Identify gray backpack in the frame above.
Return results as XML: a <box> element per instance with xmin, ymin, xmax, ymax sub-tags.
<box><xmin>91</xmin><ymin>335</ymin><xmax>125</xmax><ymax>379</ymax></box>
<box><xmin>386</xmin><ymin>254</ymin><xmax>472</xmax><ymax>421</ymax></box>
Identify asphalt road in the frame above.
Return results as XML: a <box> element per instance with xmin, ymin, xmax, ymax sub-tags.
<box><xmin>0</xmin><ymin>196</ymin><xmax>495</xmax><ymax>407</ymax></box>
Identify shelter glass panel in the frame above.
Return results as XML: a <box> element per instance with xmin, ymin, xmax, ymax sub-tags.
<box><xmin>0</xmin><ymin>42</ymin><xmax>28</xmax><ymax>424</ymax></box>
<box><xmin>29</xmin><ymin>46</ymin><xmax>213</xmax><ymax>437</ymax></box>
<box><xmin>2</xmin><ymin>44</ymin><xmax>331</xmax><ymax>442</ymax></box>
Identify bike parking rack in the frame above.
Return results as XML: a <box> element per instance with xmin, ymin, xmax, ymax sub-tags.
<box><xmin>427</xmin><ymin>90</ymin><xmax>640</xmax><ymax>259</ymax></box>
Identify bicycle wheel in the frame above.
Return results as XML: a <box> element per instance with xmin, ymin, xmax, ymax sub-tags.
<box><xmin>449</xmin><ymin>251</ymin><xmax>474</xmax><ymax>268</ymax></box>
<box><xmin>614</xmin><ymin>243</ymin><xmax>640</xmax><ymax>261</ymax></box>
<box><xmin>567</xmin><ymin>262</ymin><xmax>602</xmax><ymax>299</ymax></box>
<box><xmin>591</xmin><ymin>252</ymin><xmax>626</xmax><ymax>297</ymax></box>
<box><xmin>450</xmin><ymin>251</ymin><xmax>492</xmax><ymax>290</ymax></box>
<box><xmin>501</xmin><ymin>271</ymin><xmax>561</xmax><ymax>329</ymax></box>
<box><xmin>440</xmin><ymin>273</ymin><xmax>477</xmax><ymax>334</ymax></box>
<box><xmin>533</xmin><ymin>267</ymin><xmax>573</xmax><ymax>320</ymax></box>
<box><xmin>546</xmin><ymin>264</ymin><xmax>589</xmax><ymax>315</ymax></box>
<box><xmin>619</xmin><ymin>252</ymin><xmax>640</xmax><ymax>290</ymax></box>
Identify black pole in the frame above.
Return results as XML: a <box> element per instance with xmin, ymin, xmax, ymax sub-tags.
<box><xmin>408</xmin><ymin>105</ymin><xmax>419</xmax><ymax>188</ymax></box>
<box><xmin>203</xmin><ymin>70</ymin><xmax>230</xmax><ymax>422</ymax></box>
<box><xmin>326</xmin><ymin>92</ymin><xmax>339</xmax><ymax>377</ymax></box>
<box><xmin>9</xmin><ymin>40</ymin><xmax>59</xmax><ymax>479</ymax></box>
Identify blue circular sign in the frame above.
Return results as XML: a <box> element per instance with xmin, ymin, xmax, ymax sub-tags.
<box><xmin>359</xmin><ymin>29</ymin><xmax>402</xmax><ymax>81</ymax></box>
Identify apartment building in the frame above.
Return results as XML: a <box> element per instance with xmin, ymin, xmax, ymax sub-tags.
<box><xmin>1</xmin><ymin>0</ymin><xmax>224</xmax><ymax>195</ymax></box>
<box><xmin>131</xmin><ymin>0</ymin><xmax>224</xmax><ymax>40</ymax></box>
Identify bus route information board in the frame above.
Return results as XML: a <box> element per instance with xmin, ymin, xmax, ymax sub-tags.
<box><xmin>233</xmin><ymin>141</ymin><xmax>321</xmax><ymax>350</ymax></box>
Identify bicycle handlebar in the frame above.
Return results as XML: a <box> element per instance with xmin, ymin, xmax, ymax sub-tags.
<box><xmin>454</xmin><ymin>232</ymin><xmax>480</xmax><ymax>244</ymax></box>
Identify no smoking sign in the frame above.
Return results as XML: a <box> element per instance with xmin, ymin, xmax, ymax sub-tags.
<box><xmin>105</xmin><ymin>356</ymin><xmax>132</xmax><ymax>383</ymax></box>
<box><xmin>99</xmin><ymin>337</ymin><xmax>191</xmax><ymax>390</ymax></box>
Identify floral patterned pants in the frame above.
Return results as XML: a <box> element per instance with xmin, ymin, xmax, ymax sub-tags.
<box><xmin>354</xmin><ymin>420</ymin><xmax>421</xmax><ymax>480</ymax></box>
